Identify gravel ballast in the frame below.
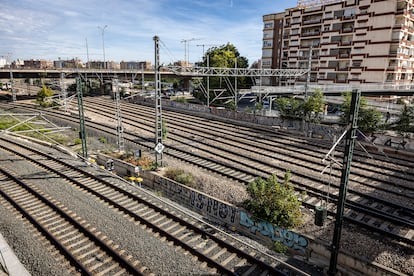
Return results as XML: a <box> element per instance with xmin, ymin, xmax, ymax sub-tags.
<box><xmin>0</xmin><ymin>137</ymin><xmax>216</xmax><ymax>275</ymax></box>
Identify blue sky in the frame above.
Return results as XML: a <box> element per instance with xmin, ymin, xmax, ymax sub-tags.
<box><xmin>0</xmin><ymin>0</ymin><xmax>298</xmax><ymax>65</ymax></box>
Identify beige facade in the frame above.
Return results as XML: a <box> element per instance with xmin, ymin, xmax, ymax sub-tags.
<box><xmin>262</xmin><ymin>0</ymin><xmax>414</xmax><ymax>85</ymax></box>
<box><xmin>23</xmin><ymin>59</ymin><xmax>53</xmax><ymax>69</ymax></box>
<box><xmin>120</xmin><ymin>61</ymin><xmax>151</xmax><ymax>70</ymax></box>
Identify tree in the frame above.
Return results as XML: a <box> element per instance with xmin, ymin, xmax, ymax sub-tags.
<box><xmin>303</xmin><ymin>89</ymin><xmax>325</xmax><ymax>123</ymax></box>
<box><xmin>244</xmin><ymin>171</ymin><xmax>303</xmax><ymax>229</ymax></box>
<box><xmin>395</xmin><ymin>104</ymin><xmax>414</xmax><ymax>135</ymax></box>
<box><xmin>36</xmin><ymin>85</ymin><xmax>54</xmax><ymax>106</ymax></box>
<box><xmin>340</xmin><ymin>92</ymin><xmax>382</xmax><ymax>133</ymax></box>
<box><xmin>274</xmin><ymin>97</ymin><xmax>303</xmax><ymax>119</ymax></box>
<box><xmin>197</xmin><ymin>43</ymin><xmax>251</xmax><ymax>105</ymax></box>
<box><xmin>358</xmin><ymin>107</ymin><xmax>383</xmax><ymax>133</ymax></box>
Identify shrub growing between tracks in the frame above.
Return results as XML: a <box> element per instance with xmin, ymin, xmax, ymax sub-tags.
<box><xmin>244</xmin><ymin>171</ymin><xmax>303</xmax><ymax>229</ymax></box>
<box><xmin>164</xmin><ymin>168</ymin><xmax>194</xmax><ymax>186</ymax></box>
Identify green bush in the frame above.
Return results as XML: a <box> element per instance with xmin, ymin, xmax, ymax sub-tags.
<box><xmin>164</xmin><ymin>168</ymin><xmax>194</xmax><ymax>186</ymax></box>
<box><xmin>244</xmin><ymin>171</ymin><xmax>303</xmax><ymax>229</ymax></box>
<box><xmin>273</xmin><ymin>241</ymin><xmax>288</xmax><ymax>254</ymax></box>
<box><xmin>174</xmin><ymin>172</ymin><xmax>194</xmax><ymax>185</ymax></box>
<box><xmin>74</xmin><ymin>138</ymin><xmax>82</xmax><ymax>145</ymax></box>
<box><xmin>36</xmin><ymin>85</ymin><xmax>54</xmax><ymax>107</ymax></box>
<box><xmin>175</xmin><ymin>97</ymin><xmax>188</xmax><ymax>103</ymax></box>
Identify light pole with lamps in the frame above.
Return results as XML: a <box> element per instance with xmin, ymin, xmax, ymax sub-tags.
<box><xmin>98</xmin><ymin>25</ymin><xmax>108</xmax><ymax>69</ymax></box>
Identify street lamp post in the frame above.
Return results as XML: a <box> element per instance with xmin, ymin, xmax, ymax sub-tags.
<box><xmin>98</xmin><ymin>25</ymin><xmax>108</xmax><ymax>69</ymax></box>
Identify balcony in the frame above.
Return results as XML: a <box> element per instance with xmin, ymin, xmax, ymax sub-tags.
<box><xmin>303</xmin><ymin>18</ymin><xmax>322</xmax><ymax>25</ymax></box>
<box><xmin>302</xmin><ymin>31</ymin><xmax>320</xmax><ymax>37</ymax></box>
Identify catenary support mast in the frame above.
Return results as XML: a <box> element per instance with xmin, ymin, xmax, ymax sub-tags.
<box><xmin>328</xmin><ymin>89</ymin><xmax>361</xmax><ymax>275</ymax></box>
<box><xmin>76</xmin><ymin>77</ymin><xmax>88</xmax><ymax>158</ymax></box>
<box><xmin>154</xmin><ymin>36</ymin><xmax>164</xmax><ymax>167</ymax></box>
<box><xmin>114</xmin><ymin>78</ymin><xmax>125</xmax><ymax>152</ymax></box>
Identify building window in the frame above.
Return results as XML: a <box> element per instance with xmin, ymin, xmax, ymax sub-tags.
<box><xmin>264</xmin><ymin>22</ymin><xmax>273</xmax><ymax>29</ymax></box>
<box><xmin>263</xmin><ymin>40</ymin><xmax>273</xmax><ymax>47</ymax></box>
<box><xmin>344</xmin><ymin>8</ymin><xmax>356</xmax><ymax>18</ymax></box>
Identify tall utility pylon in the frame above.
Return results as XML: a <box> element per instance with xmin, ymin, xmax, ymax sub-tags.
<box><xmin>154</xmin><ymin>36</ymin><xmax>164</xmax><ymax>167</ymax></box>
<box><xmin>181</xmin><ymin>38</ymin><xmax>201</xmax><ymax>65</ymax></box>
<box><xmin>113</xmin><ymin>78</ymin><xmax>125</xmax><ymax>152</ymax></box>
<box><xmin>7</xmin><ymin>52</ymin><xmax>15</xmax><ymax>102</ymax></box>
<box><xmin>328</xmin><ymin>89</ymin><xmax>361</xmax><ymax>275</ymax></box>
<box><xmin>60</xmin><ymin>72</ymin><xmax>67</xmax><ymax>112</ymax></box>
<box><xmin>76</xmin><ymin>77</ymin><xmax>88</xmax><ymax>158</ymax></box>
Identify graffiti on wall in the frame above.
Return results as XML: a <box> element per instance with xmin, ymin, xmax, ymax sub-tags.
<box><xmin>239</xmin><ymin>211</ymin><xmax>308</xmax><ymax>254</ymax></box>
<box><xmin>190</xmin><ymin>191</ymin><xmax>237</xmax><ymax>224</ymax></box>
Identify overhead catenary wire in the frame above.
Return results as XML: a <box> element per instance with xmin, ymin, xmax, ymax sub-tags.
<box><xmin>356</xmin><ymin>129</ymin><xmax>409</xmax><ymax>180</ymax></box>
<box><xmin>159</xmin><ymin>39</ymin><xmax>178</xmax><ymax>66</ymax></box>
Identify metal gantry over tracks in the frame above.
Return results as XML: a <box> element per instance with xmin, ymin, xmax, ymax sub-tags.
<box><xmin>152</xmin><ymin>35</ymin><xmax>309</xmax><ymax>167</ymax></box>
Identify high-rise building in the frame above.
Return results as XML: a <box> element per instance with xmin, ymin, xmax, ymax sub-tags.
<box><xmin>262</xmin><ymin>0</ymin><xmax>414</xmax><ymax>85</ymax></box>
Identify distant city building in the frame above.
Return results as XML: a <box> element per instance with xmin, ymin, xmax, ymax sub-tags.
<box><xmin>120</xmin><ymin>61</ymin><xmax>151</xmax><ymax>70</ymax></box>
<box><xmin>173</xmin><ymin>60</ymin><xmax>192</xmax><ymax>67</ymax></box>
<box><xmin>262</xmin><ymin>0</ymin><xmax>414</xmax><ymax>85</ymax></box>
<box><xmin>0</xmin><ymin>57</ymin><xmax>7</xmax><ymax>68</ymax></box>
<box><xmin>54</xmin><ymin>58</ymin><xmax>83</xmax><ymax>69</ymax></box>
<box><xmin>86</xmin><ymin>61</ymin><xmax>119</xmax><ymax>70</ymax></box>
<box><xmin>23</xmin><ymin>59</ymin><xmax>53</xmax><ymax>69</ymax></box>
<box><xmin>11</xmin><ymin>59</ymin><xmax>24</xmax><ymax>68</ymax></box>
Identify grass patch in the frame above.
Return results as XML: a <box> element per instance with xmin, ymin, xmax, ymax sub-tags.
<box><xmin>164</xmin><ymin>168</ymin><xmax>194</xmax><ymax>186</ymax></box>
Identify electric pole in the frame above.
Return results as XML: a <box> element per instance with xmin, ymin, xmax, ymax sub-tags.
<box><xmin>7</xmin><ymin>53</ymin><xmax>15</xmax><ymax>102</ymax></box>
<box><xmin>181</xmin><ymin>38</ymin><xmax>201</xmax><ymax>65</ymax></box>
<box><xmin>60</xmin><ymin>72</ymin><xmax>67</xmax><ymax>112</ymax></box>
<box><xmin>76</xmin><ymin>77</ymin><xmax>88</xmax><ymax>158</ymax></box>
<box><xmin>85</xmin><ymin>38</ymin><xmax>90</xmax><ymax>69</ymax></box>
<box><xmin>196</xmin><ymin>44</ymin><xmax>218</xmax><ymax>58</ymax></box>
<box><xmin>98</xmin><ymin>25</ymin><xmax>108</xmax><ymax>69</ymax></box>
<box><xmin>328</xmin><ymin>89</ymin><xmax>361</xmax><ymax>275</ymax></box>
<box><xmin>113</xmin><ymin>78</ymin><xmax>125</xmax><ymax>152</ymax></box>
<box><xmin>154</xmin><ymin>36</ymin><xmax>164</xmax><ymax>167</ymax></box>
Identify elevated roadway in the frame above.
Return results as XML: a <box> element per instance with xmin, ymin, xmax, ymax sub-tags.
<box><xmin>0</xmin><ymin>66</ymin><xmax>309</xmax><ymax>80</ymax></box>
<box><xmin>0</xmin><ymin>68</ymin><xmax>175</xmax><ymax>80</ymax></box>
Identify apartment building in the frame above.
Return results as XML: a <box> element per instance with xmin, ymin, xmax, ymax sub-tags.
<box><xmin>54</xmin><ymin>58</ymin><xmax>83</xmax><ymax>69</ymax></box>
<box><xmin>86</xmin><ymin>61</ymin><xmax>120</xmax><ymax>70</ymax></box>
<box><xmin>262</xmin><ymin>0</ymin><xmax>414</xmax><ymax>85</ymax></box>
<box><xmin>120</xmin><ymin>61</ymin><xmax>151</xmax><ymax>70</ymax></box>
<box><xmin>23</xmin><ymin>59</ymin><xmax>53</xmax><ymax>69</ymax></box>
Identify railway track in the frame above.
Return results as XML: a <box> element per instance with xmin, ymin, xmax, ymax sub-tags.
<box><xmin>88</xmin><ymin>97</ymin><xmax>414</xmax><ymax>245</ymax></box>
<box><xmin>0</xmin><ymin>165</ymin><xmax>146</xmax><ymax>275</ymax></box>
<box><xmin>0</xmin><ymin>135</ymin><xmax>307</xmax><ymax>275</ymax></box>
<box><xmin>1</xmin><ymin>98</ymin><xmax>413</xmax><ymax>246</ymax></box>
